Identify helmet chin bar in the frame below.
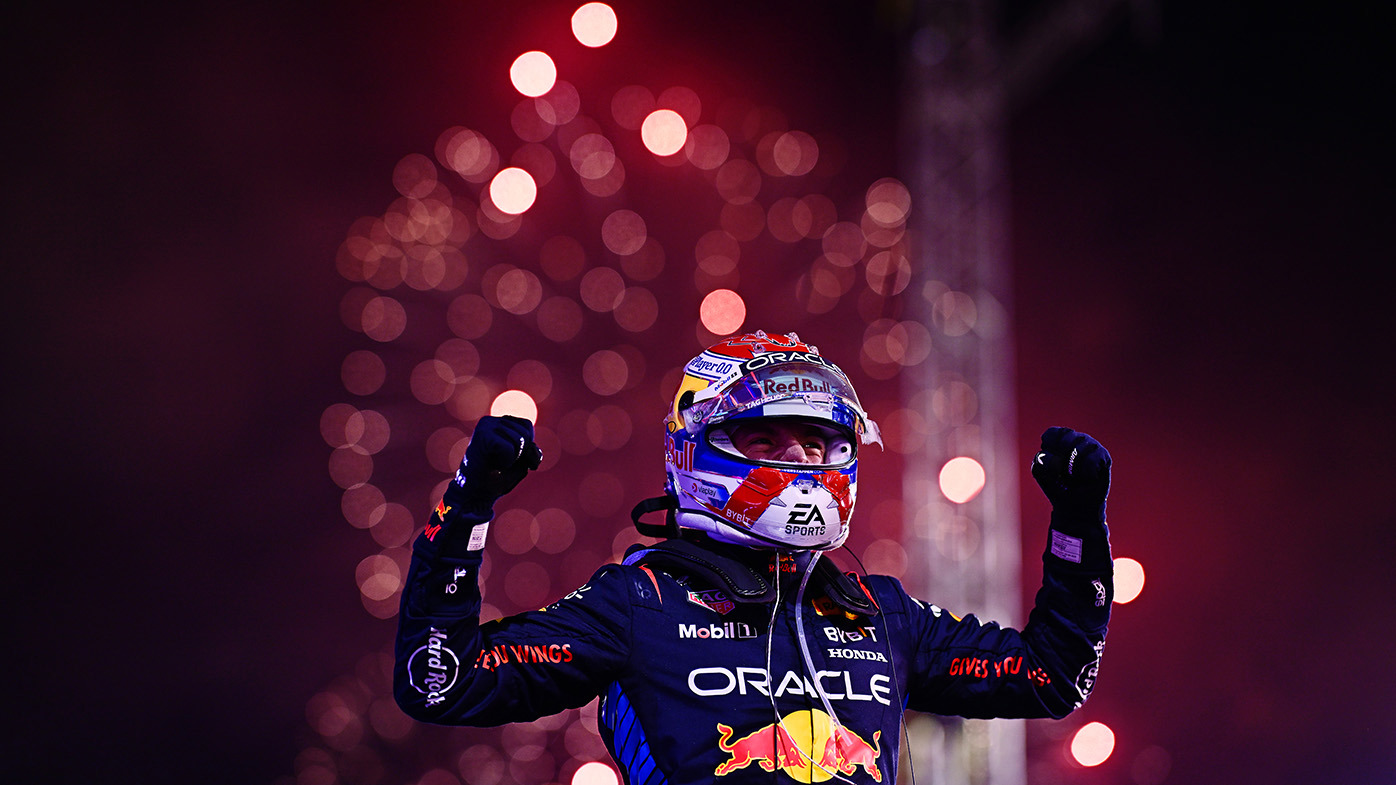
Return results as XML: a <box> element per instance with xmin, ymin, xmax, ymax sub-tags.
<box><xmin>674</xmin><ymin>508</ymin><xmax>847</xmax><ymax>551</ymax></box>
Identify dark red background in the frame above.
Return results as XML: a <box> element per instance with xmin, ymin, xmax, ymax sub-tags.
<box><xmin>7</xmin><ymin>2</ymin><xmax>1392</xmax><ymax>783</ymax></box>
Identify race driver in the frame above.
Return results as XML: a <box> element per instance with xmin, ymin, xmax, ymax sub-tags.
<box><xmin>394</xmin><ymin>330</ymin><xmax>1113</xmax><ymax>784</ymax></box>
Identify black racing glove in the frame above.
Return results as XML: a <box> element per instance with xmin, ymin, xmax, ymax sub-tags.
<box><xmin>1031</xmin><ymin>426</ymin><xmax>1111</xmax><ymax>529</ymax></box>
<box><xmin>423</xmin><ymin>415</ymin><xmax>542</xmax><ymax>553</ymax></box>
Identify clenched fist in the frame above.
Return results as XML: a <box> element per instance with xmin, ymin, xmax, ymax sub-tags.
<box><xmin>1031</xmin><ymin>426</ymin><xmax>1110</xmax><ymax>521</ymax></box>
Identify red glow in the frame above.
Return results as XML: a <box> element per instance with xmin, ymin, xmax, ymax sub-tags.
<box><xmin>640</xmin><ymin>109</ymin><xmax>687</xmax><ymax>156</ymax></box>
<box><xmin>510</xmin><ymin>51</ymin><xmax>557</xmax><ymax>97</ymax></box>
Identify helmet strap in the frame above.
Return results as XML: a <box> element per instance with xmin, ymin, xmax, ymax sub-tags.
<box><xmin>630</xmin><ymin>495</ymin><xmax>680</xmax><ymax>538</ymax></box>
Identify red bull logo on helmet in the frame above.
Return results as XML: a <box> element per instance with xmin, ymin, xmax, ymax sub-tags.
<box><xmin>714</xmin><ymin>709</ymin><xmax>882</xmax><ymax>782</ymax></box>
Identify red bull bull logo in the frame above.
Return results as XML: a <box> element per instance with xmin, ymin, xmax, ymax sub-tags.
<box><xmin>714</xmin><ymin>709</ymin><xmax>882</xmax><ymax>782</ymax></box>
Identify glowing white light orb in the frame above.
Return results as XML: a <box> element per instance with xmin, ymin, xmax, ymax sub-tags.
<box><xmin>510</xmin><ymin>51</ymin><xmax>557</xmax><ymax>97</ymax></box>
<box><xmin>1114</xmin><ymin>557</ymin><xmax>1145</xmax><ymax>604</ymax></box>
<box><xmin>699</xmin><ymin>289</ymin><xmax>745</xmax><ymax>335</ymax></box>
<box><xmin>489</xmin><ymin>168</ymin><xmax>538</xmax><ymax>215</ymax></box>
<box><xmin>490</xmin><ymin>390</ymin><xmax>538</xmax><ymax>422</ymax></box>
<box><xmin>572</xmin><ymin>761</ymin><xmax>620</xmax><ymax>785</ymax></box>
<box><xmin>640</xmin><ymin>109</ymin><xmax>688</xmax><ymax>156</ymax></box>
<box><xmin>939</xmin><ymin>456</ymin><xmax>986</xmax><ymax>504</ymax></box>
<box><xmin>572</xmin><ymin>3</ymin><xmax>618</xmax><ymax>47</ymax></box>
<box><xmin>1070</xmin><ymin>721</ymin><xmax>1116</xmax><ymax>767</ymax></box>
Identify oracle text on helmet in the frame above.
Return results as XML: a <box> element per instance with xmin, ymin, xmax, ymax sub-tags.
<box><xmin>739</xmin><ymin>352</ymin><xmax>835</xmax><ymax>372</ymax></box>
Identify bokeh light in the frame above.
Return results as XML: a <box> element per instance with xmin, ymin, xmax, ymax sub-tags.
<box><xmin>512</xmin><ymin>99</ymin><xmax>557</xmax><ymax>143</ymax></box>
<box><xmin>537</xmin><ymin>296</ymin><xmax>585</xmax><ymax>341</ymax></box>
<box><xmin>766</xmin><ymin>130</ymin><xmax>819</xmax><ymax>176</ymax></box>
<box><xmin>534</xmin><ymin>508</ymin><xmax>577</xmax><ymax>554</ymax></box>
<box><xmin>328</xmin><ymin>448</ymin><xmax>373</xmax><ymax>490</ymax></box>
<box><xmin>457</xmin><ymin>745</ymin><xmax>505</xmax><ymax>785</ymax></box>
<box><xmin>1070</xmin><ymin>722</ymin><xmax>1116</xmax><ymax>767</ymax></box>
<box><xmin>695</xmin><ymin>230</ymin><xmax>739</xmax><ymax>275</ymax></box>
<box><xmin>640</xmin><ymin>109</ymin><xmax>687</xmax><ymax>156</ymax></box>
<box><xmin>426</xmin><ymin>426</ymin><xmax>469</xmax><ymax>473</ymax></box>
<box><xmin>865</xmin><ymin>177</ymin><xmax>912</xmax><ymax>226</ymax></box>
<box><xmin>934</xmin><ymin>512</ymin><xmax>981</xmax><ymax>562</ymax></box>
<box><xmin>933</xmin><ymin>290</ymin><xmax>978</xmax><ymax>336</ymax></box>
<box><xmin>582</xmin><ymin>350</ymin><xmax>629</xmax><ymax>395</ymax></box>
<box><xmin>685</xmin><ymin>124</ymin><xmax>730</xmax><ymax>170</ymax></box>
<box><xmin>610</xmin><ymin>85</ymin><xmax>655</xmax><ymax>130</ymax></box>
<box><xmin>508</xmin><ymin>360</ymin><xmax>554</xmax><ymax>403</ymax></box>
<box><xmin>719</xmin><ymin>201</ymin><xmax>765</xmax><ymax>241</ymax></box>
<box><xmin>862</xmin><ymin>539</ymin><xmax>908</xmax><ymax>578</ymax></box>
<box><xmin>571</xmin><ymin>3</ymin><xmax>617</xmax><ymax>47</ymax></box>
<box><xmin>938</xmin><ymin>456</ymin><xmax>986</xmax><ymax>503</ymax></box>
<box><xmin>657</xmin><ymin>86</ymin><xmax>702</xmax><ymax>126</ymax></box>
<box><xmin>822</xmin><ymin>221</ymin><xmax>866</xmax><ymax>267</ymax></box>
<box><xmin>448</xmin><ymin>294</ymin><xmax>493</xmax><ymax>338</ymax></box>
<box><xmin>505</xmin><ymin>560</ymin><xmax>552</xmax><ymax>608</ymax></box>
<box><xmin>715</xmin><ymin>159</ymin><xmax>761</xmax><ymax>204</ymax></box>
<box><xmin>341</xmin><ymin>350</ymin><xmax>386</xmax><ymax>396</ymax></box>
<box><xmin>513</xmin><ymin>144</ymin><xmax>557</xmax><ymax>188</ymax></box>
<box><xmin>572</xmin><ymin>761</ymin><xmax>619</xmax><ymax>785</ymax></box>
<box><xmin>341</xmin><ymin>484</ymin><xmax>385</xmax><ymax>528</ymax></box>
<box><xmin>569</xmin><ymin>133</ymin><xmax>617</xmax><ymax>180</ymax></box>
<box><xmin>540</xmin><ymin>235</ymin><xmax>587</xmax><ymax>281</ymax></box>
<box><xmin>491</xmin><ymin>390</ymin><xmax>539</xmax><ymax>421</ymax></box>
<box><xmin>536</xmin><ymin>81</ymin><xmax>581</xmax><ymax>127</ymax></box>
<box><xmin>601</xmin><ymin>209</ymin><xmax>647</xmax><ymax>255</ymax></box>
<box><xmin>1114</xmin><ymin>557</ymin><xmax>1145</xmax><ymax>603</ymax></box>
<box><xmin>699</xmin><ymin>289</ymin><xmax>746</xmax><ymax>335</ymax></box>
<box><xmin>613</xmin><ymin>287</ymin><xmax>658</xmax><ymax>332</ymax></box>
<box><xmin>393</xmin><ymin>153</ymin><xmax>438</xmax><ymax>198</ymax></box>
<box><xmin>580</xmin><ymin>267</ymin><xmax>625</xmax><ymax>312</ymax></box>
<box><xmin>439</xmin><ymin>126</ymin><xmax>499</xmax><ymax>183</ymax></box>
<box><xmin>361</xmin><ymin>295</ymin><xmax>407</xmax><ymax>342</ymax></box>
<box><xmin>489</xmin><ymin>168</ymin><xmax>538</xmax><ymax>215</ymax></box>
<box><xmin>510</xmin><ymin>51</ymin><xmax>557</xmax><ymax>97</ymax></box>
<box><xmin>620</xmin><ymin>238</ymin><xmax>665</xmax><ymax>280</ymax></box>
<box><xmin>494</xmin><ymin>267</ymin><xmax>544</xmax><ymax>314</ymax></box>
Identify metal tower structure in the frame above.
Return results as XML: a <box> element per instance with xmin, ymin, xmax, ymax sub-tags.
<box><xmin>900</xmin><ymin>0</ymin><xmax>1134</xmax><ymax>782</ymax></box>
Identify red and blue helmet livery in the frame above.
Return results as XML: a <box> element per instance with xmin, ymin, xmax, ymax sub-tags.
<box><xmin>664</xmin><ymin>331</ymin><xmax>881</xmax><ymax>550</ymax></box>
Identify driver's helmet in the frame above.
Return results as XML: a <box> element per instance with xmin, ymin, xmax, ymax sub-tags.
<box><xmin>663</xmin><ymin>331</ymin><xmax>881</xmax><ymax>550</ymax></box>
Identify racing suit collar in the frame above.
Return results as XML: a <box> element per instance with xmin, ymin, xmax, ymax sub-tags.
<box><xmin>623</xmin><ymin>535</ymin><xmax>878</xmax><ymax>618</ymax></box>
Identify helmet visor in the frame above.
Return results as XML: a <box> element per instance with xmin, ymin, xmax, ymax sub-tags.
<box><xmin>682</xmin><ymin>361</ymin><xmax>881</xmax><ymax>445</ymax></box>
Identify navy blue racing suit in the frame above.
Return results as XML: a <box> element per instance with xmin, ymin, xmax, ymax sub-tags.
<box><xmin>394</xmin><ymin>513</ymin><xmax>1110</xmax><ymax>784</ymax></box>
